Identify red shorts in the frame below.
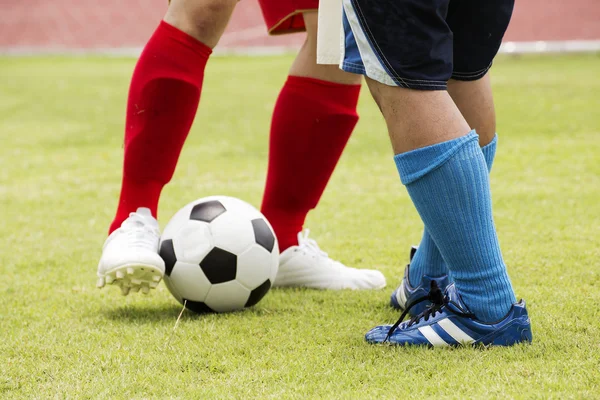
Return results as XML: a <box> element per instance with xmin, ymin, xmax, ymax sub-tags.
<box><xmin>258</xmin><ymin>0</ymin><xmax>319</xmax><ymax>34</ymax></box>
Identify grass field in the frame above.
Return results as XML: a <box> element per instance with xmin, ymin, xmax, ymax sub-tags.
<box><xmin>1</xmin><ymin>53</ymin><xmax>599</xmax><ymax>399</ymax></box>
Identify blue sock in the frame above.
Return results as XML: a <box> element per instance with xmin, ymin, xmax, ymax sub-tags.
<box><xmin>408</xmin><ymin>134</ymin><xmax>498</xmax><ymax>286</ymax></box>
<box><xmin>481</xmin><ymin>134</ymin><xmax>498</xmax><ymax>172</ymax></box>
<box><xmin>408</xmin><ymin>230</ymin><xmax>446</xmax><ymax>285</ymax></box>
<box><xmin>395</xmin><ymin>131</ymin><xmax>515</xmax><ymax>322</ymax></box>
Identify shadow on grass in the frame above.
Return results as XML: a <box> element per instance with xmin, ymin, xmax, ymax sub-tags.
<box><xmin>102</xmin><ymin>303</ymin><xmax>208</xmax><ymax>324</ymax></box>
<box><xmin>101</xmin><ymin>301</ymin><xmax>275</xmax><ymax>323</ymax></box>
<box><xmin>101</xmin><ymin>287</ymin><xmax>328</xmax><ymax>324</ymax></box>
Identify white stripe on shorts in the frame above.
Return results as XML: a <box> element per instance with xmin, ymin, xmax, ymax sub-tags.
<box><xmin>341</xmin><ymin>0</ymin><xmax>396</xmax><ymax>86</ymax></box>
<box><xmin>317</xmin><ymin>0</ymin><xmax>344</xmax><ymax>65</ymax></box>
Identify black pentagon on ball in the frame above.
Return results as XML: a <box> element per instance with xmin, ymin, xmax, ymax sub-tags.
<box><xmin>251</xmin><ymin>219</ymin><xmax>275</xmax><ymax>252</ymax></box>
<box><xmin>183</xmin><ymin>299</ymin><xmax>214</xmax><ymax>314</ymax></box>
<box><xmin>190</xmin><ymin>200</ymin><xmax>226</xmax><ymax>223</ymax></box>
<box><xmin>159</xmin><ymin>239</ymin><xmax>177</xmax><ymax>276</ymax></box>
<box><xmin>245</xmin><ymin>279</ymin><xmax>272</xmax><ymax>308</ymax></box>
<box><xmin>200</xmin><ymin>247</ymin><xmax>237</xmax><ymax>284</ymax></box>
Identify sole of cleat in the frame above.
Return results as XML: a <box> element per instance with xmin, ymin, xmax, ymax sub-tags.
<box><xmin>99</xmin><ymin>263</ymin><xmax>163</xmax><ymax>295</ymax></box>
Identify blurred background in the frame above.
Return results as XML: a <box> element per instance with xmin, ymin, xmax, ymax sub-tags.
<box><xmin>1</xmin><ymin>0</ymin><xmax>599</xmax><ymax>55</ymax></box>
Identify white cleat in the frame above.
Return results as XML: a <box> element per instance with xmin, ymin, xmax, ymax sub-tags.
<box><xmin>274</xmin><ymin>230</ymin><xmax>386</xmax><ymax>290</ymax></box>
<box><xmin>97</xmin><ymin>207</ymin><xmax>165</xmax><ymax>296</ymax></box>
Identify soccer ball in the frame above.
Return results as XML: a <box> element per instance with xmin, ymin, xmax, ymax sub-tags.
<box><xmin>159</xmin><ymin>196</ymin><xmax>279</xmax><ymax>313</ymax></box>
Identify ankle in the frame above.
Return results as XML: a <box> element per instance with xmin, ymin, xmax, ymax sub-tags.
<box><xmin>110</xmin><ymin>179</ymin><xmax>163</xmax><ymax>234</ymax></box>
<box><xmin>260</xmin><ymin>208</ymin><xmax>305</xmax><ymax>252</ymax></box>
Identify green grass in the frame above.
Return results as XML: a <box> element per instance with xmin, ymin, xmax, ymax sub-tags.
<box><xmin>0</xmin><ymin>53</ymin><xmax>599</xmax><ymax>399</ymax></box>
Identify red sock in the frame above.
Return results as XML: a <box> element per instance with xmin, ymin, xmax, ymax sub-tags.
<box><xmin>261</xmin><ymin>76</ymin><xmax>361</xmax><ymax>250</ymax></box>
<box><xmin>109</xmin><ymin>21</ymin><xmax>212</xmax><ymax>234</ymax></box>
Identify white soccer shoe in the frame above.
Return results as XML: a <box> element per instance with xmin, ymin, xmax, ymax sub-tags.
<box><xmin>96</xmin><ymin>207</ymin><xmax>165</xmax><ymax>295</ymax></box>
<box><xmin>274</xmin><ymin>230</ymin><xmax>386</xmax><ymax>290</ymax></box>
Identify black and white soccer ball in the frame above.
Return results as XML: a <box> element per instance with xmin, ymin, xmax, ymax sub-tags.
<box><xmin>159</xmin><ymin>196</ymin><xmax>279</xmax><ymax>313</ymax></box>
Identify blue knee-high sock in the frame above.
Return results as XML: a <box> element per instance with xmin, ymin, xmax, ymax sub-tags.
<box><xmin>395</xmin><ymin>131</ymin><xmax>515</xmax><ymax>322</ymax></box>
<box><xmin>481</xmin><ymin>134</ymin><xmax>498</xmax><ymax>172</ymax></box>
<box><xmin>408</xmin><ymin>135</ymin><xmax>498</xmax><ymax>286</ymax></box>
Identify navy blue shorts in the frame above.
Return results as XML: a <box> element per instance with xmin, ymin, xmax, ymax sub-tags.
<box><xmin>340</xmin><ymin>0</ymin><xmax>514</xmax><ymax>90</ymax></box>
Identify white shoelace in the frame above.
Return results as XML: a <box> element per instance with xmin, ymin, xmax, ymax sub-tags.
<box><xmin>120</xmin><ymin>211</ymin><xmax>160</xmax><ymax>248</ymax></box>
<box><xmin>296</xmin><ymin>229</ymin><xmax>329</xmax><ymax>259</ymax></box>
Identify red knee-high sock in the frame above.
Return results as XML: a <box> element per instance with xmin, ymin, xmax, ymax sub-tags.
<box><xmin>109</xmin><ymin>21</ymin><xmax>212</xmax><ymax>234</ymax></box>
<box><xmin>261</xmin><ymin>76</ymin><xmax>361</xmax><ymax>250</ymax></box>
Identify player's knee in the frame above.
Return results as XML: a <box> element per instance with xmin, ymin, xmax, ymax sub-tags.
<box><xmin>165</xmin><ymin>0</ymin><xmax>238</xmax><ymax>47</ymax></box>
<box><xmin>192</xmin><ymin>0</ymin><xmax>238</xmax><ymax>19</ymax></box>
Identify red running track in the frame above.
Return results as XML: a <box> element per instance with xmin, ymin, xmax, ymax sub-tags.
<box><xmin>0</xmin><ymin>0</ymin><xmax>599</xmax><ymax>50</ymax></box>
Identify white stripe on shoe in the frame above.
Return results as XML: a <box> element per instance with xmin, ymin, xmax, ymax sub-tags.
<box><xmin>418</xmin><ymin>326</ymin><xmax>449</xmax><ymax>347</ymax></box>
<box><xmin>438</xmin><ymin>318</ymin><xmax>475</xmax><ymax>344</ymax></box>
<box><xmin>396</xmin><ymin>280</ymin><xmax>408</xmax><ymax>308</ymax></box>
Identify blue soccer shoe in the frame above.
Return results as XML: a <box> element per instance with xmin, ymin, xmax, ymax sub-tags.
<box><xmin>369</xmin><ymin>281</ymin><xmax>532</xmax><ymax>347</ymax></box>
<box><xmin>390</xmin><ymin>246</ymin><xmax>450</xmax><ymax>317</ymax></box>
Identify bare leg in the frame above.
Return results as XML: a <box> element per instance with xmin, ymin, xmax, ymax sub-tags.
<box><xmin>366</xmin><ymin>79</ymin><xmax>470</xmax><ymax>154</ymax></box>
<box><xmin>289</xmin><ymin>12</ymin><xmax>362</xmax><ymax>84</ymax></box>
<box><xmin>164</xmin><ymin>0</ymin><xmax>238</xmax><ymax>48</ymax></box>
<box><xmin>448</xmin><ymin>73</ymin><xmax>496</xmax><ymax>146</ymax></box>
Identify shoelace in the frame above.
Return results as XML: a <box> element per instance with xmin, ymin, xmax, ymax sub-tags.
<box><xmin>384</xmin><ymin>281</ymin><xmax>475</xmax><ymax>342</ymax></box>
<box><xmin>121</xmin><ymin>212</ymin><xmax>159</xmax><ymax>248</ymax></box>
<box><xmin>384</xmin><ymin>280</ymin><xmax>445</xmax><ymax>342</ymax></box>
<box><xmin>296</xmin><ymin>229</ymin><xmax>329</xmax><ymax>258</ymax></box>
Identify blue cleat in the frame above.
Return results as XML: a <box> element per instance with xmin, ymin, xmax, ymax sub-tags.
<box><xmin>369</xmin><ymin>281</ymin><xmax>532</xmax><ymax>347</ymax></box>
<box><xmin>390</xmin><ymin>246</ymin><xmax>450</xmax><ymax>316</ymax></box>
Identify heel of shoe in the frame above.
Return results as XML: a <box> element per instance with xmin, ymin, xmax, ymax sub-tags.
<box><xmin>489</xmin><ymin>320</ymin><xmax>533</xmax><ymax>346</ymax></box>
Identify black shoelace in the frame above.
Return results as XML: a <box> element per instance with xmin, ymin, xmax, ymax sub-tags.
<box><xmin>384</xmin><ymin>281</ymin><xmax>476</xmax><ymax>343</ymax></box>
<box><xmin>384</xmin><ymin>280</ymin><xmax>447</xmax><ymax>343</ymax></box>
